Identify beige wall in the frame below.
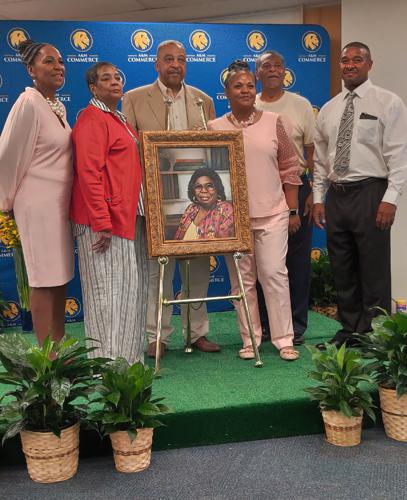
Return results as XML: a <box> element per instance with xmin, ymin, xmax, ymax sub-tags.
<box><xmin>304</xmin><ymin>4</ymin><xmax>341</xmax><ymax>97</ymax></box>
<box><xmin>342</xmin><ymin>0</ymin><xmax>407</xmax><ymax>301</ymax></box>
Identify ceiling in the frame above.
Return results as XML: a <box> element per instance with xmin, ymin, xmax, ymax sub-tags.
<box><xmin>0</xmin><ymin>0</ymin><xmax>339</xmax><ymax>22</ymax></box>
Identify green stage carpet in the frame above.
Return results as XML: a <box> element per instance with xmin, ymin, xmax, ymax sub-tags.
<box><xmin>1</xmin><ymin>311</ymin><xmax>376</xmax><ymax>464</ymax></box>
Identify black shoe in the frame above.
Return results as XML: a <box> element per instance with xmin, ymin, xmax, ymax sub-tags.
<box><xmin>315</xmin><ymin>336</ymin><xmax>361</xmax><ymax>350</ymax></box>
<box><xmin>293</xmin><ymin>335</ymin><xmax>305</xmax><ymax>346</ymax></box>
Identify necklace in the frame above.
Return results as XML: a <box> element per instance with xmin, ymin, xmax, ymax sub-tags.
<box><xmin>45</xmin><ymin>97</ymin><xmax>65</xmax><ymax>119</ymax></box>
<box><xmin>229</xmin><ymin>110</ymin><xmax>256</xmax><ymax>128</ymax></box>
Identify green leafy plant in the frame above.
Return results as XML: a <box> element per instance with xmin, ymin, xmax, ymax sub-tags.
<box><xmin>0</xmin><ymin>334</ymin><xmax>107</xmax><ymax>442</ymax></box>
<box><xmin>305</xmin><ymin>343</ymin><xmax>376</xmax><ymax>421</ymax></box>
<box><xmin>310</xmin><ymin>250</ymin><xmax>337</xmax><ymax>307</ymax></box>
<box><xmin>0</xmin><ymin>292</ymin><xmax>7</xmax><ymax>330</ymax></box>
<box><xmin>358</xmin><ymin>311</ymin><xmax>407</xmax><ymax>398</ymax></box>
<box><xmin>80</xmin><ymin>357</ymin><xmax>171</xmax><ymax>442</ymax></box>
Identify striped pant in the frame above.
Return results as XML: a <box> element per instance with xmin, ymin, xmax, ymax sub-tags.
<box><xmin>75</xmin><ymin>217</ymin><xmax>148</xmax><ymax>363</ymax></box>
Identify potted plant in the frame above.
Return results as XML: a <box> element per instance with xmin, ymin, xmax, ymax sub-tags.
<box><xmin>310</xmin><ymin>249</ymin><xmax>338</xmax><ymax>319</ymax></box>
<box><xmin>0</xmin><ymin>292</ymin><xmax>7</xmax><ymax>332</ymax></box>
<box><xmin>0</xmin><ymin>334</ymin><xmax>106</xmax><ymax>483</ymax></box>
<box><xmin>80</xmin><ymin>357</ymin><xmax>170</xmax><ymax>473</ymax></box>
<box><xmin>358</xmin><ymin>311</ymin><xmax>407</xmax><ymax>441</ymax></box>
<box><xmin>305</xmin><ymin>343</ymin><xmax>376</xmax><ymax>446</ymax></box>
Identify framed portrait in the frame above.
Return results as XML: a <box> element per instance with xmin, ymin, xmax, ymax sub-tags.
<box><xmin>140</xmin><ymin>130</ymin><xmax>252</xmax><ymax>257</ymax></box>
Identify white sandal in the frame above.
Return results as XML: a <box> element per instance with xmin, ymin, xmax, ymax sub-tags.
<box><xmin>279</xmin><ymin>346</ymin><xmax>299</xmax><ymax>361</ymax></box>
<box><xmin>239</xmin><ymin>346</ymin><xmax>255</xmax><ymax>360</ymax></box>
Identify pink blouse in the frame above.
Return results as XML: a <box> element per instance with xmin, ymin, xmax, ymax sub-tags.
<box><xmin>208</xmin><ymin>111</ymin><xmax>303</xmax><ymax>218</ymax></box>
<box><xmin>174</xmin><ymin>200</ymin><xmax>235</xmax><ymax>240</ymax></box>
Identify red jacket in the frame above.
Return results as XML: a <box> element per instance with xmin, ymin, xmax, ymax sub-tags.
<box><xmin>70</xmin><ymin>104</ymin><xmax>142</xmax><ymax>240</ymax></box>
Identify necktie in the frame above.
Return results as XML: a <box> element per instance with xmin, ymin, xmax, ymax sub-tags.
<box><xmin>333</xmin><ymin>91</ymin><xmax>356</xmax><ymax>176</ymax></box>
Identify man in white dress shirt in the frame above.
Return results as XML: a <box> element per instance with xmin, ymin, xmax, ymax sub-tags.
<box><xmin>313</xmin><ymin>41</ymin><xmax>407</xmax><ymax>349</ymax></box>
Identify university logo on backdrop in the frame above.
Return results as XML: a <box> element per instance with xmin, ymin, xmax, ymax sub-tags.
<box><xmin>128</xmin><ymin>29</ymin><xmax>155</xmax><ymax>63</ymax></box>
<box><xmin>65</xmin><ymin>297</ymin><xmax>81</xmax><ymax>320</ymax></box>
<box><xmin>209</xmin><ymin>256</ymin><xmax>220</xmax><ymax>274</ymax></box>
<box><xmin>70</xmin><ymin>29</ymin><xmax>93</xmax><ymax>52</ymax></box>
<box><xmin>219</xmin><ymin>68</ymin><xmax>229</xmax><ymax>88</ymax></box>
<box><xmin>246</xmin><ymin>31</ymin><xmax>267</xmax><ymax>53</ymax></box>
<box><xmin>283</xmin><ymin>68</ymin><xmax>296</xmax><ymax>89</ymax></box>
<box><xmin>7</xmin><ymin>28</ymin><xmax>30</xmax><ymax>50</ymax></box>
<box><xmin>4</xmin><ymin>28</ymin><xmax>30</xmax><ymax>62</ymax></box>
<box><xmin>0</xmin><ymin>301</ymin><xmax>20</xmax><ymax>322</ymax></box>
<box><xmin>187</xmin><ymin>29</ymin><xmax>215</xmax><ymax>62</ymax></box>
<box><xmin>131</xmin><ymin>29</ymin><xmax>153</xmax><ymax>52</ymax></box>
<box><xmin>189</xmin><ymin>30</ymin><xmax>211</xmax><ymax>52</ymax></box>
<box><xmin>302</xmin><ymin>31</ymin><xmax>322</xmax><ymax>52</ymax></box>
<box><xmin>67</xmin><ymin>28</ymin><xmax>98</xmax><ymax>62</ymax></box>
<box><xmin>298</xmin><ymin>30</ymin><xmax>326</xmax><ymax>63</ymax></box>
<box><xmin>216</xmin><ymin>68</ymin><xmax>229</xmax><ymax>101</ymax></box>
<box><xmin>312</xmin><ymin>105</ymin><xmax>320</xmax><ymax>118</ymax></box>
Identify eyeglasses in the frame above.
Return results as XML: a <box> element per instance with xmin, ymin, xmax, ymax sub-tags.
<box><xmin>194</xmin><ymin>182</ymin><xmax>216</xmax><ymax>192</ymax></box>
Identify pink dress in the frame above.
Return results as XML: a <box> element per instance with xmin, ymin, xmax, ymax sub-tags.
<box><xmin>0</xmin><ymin>87</ymin><xmax>74</xmax><ymax>287</ymax></box>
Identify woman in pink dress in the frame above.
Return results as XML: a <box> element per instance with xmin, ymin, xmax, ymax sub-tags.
<box><xmin>208</xmin><ymin>61</ymin><xmax>303</xmax><ymax>361</ymax></box>
<box><xmin>0</xmin><ymin>40</ymin><xmax>74</xmax><ymax>344</ymax></box>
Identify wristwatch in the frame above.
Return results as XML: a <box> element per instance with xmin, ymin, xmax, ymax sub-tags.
<box><xmin>289</xmin><ymin>208</ymin><xmax>299</xmax><ymax>216</ymax></box>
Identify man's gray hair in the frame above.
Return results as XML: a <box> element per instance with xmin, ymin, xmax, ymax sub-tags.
<box><xmin>157</xmin><ymin>40</ymin><xmax>185</xmax><ymax>55</ymax></box>
<box><xmin>255</xmin><ymin>50</ymin><xmax>285</xmax><ymax>71</ymax></box>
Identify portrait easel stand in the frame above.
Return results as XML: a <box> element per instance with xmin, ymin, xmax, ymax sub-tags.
<box><xmin>154</xmin><ymin>253</ymin><xmax>263</xmax><ymax>376</ymax></box>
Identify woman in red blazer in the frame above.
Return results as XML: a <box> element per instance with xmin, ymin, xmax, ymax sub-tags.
<box><xmin>71</xmin><ymin>61</ymin><xmax>147</xmax><ymax>363</ymax></box>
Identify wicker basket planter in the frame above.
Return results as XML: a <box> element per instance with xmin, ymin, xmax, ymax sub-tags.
<box><xmin>321</xmin><ymin>410</ymin><xmax>363</xmax><ymax>446</ymax></box>
<box><xmin>379</xmin><ymin>386</ymin><xmax>407</xmax><ymax>442</ymax></box>
<box><xmin>20</xmin><ymin>422</ymin><xmax>80</xmax><ymax>483</ymax></box>
<box><xmin>110</xmin><ymin>428</ymin><xmax>153</xmax><ymax>473</ymax></box>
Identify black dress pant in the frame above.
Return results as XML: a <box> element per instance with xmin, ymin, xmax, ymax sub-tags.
<box><xmin>325</xmin><ymin>178</ymin><xmax>391</xmax><ymax>341</ymax></box>
<box><xmin>257</xmin><ymin>177</ymin><xmax>313</xmax><ymax>338</ymax></box>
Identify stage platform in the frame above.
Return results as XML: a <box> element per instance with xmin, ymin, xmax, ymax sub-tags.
<box><xmin>0</xmin><ymin>311</ymin><xmax>377</xmax><ymax>465</ymax></box>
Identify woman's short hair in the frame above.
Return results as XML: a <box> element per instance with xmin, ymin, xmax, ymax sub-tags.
<box><xmin>187</xmin><ymin>167</ymin><xmax>226</xmax><ymax>202</ymax></box>
<box><xmin>224</xmin><ymin>59</ymin><xmax>254</xmax><ymax>88</ymax></box>
<box><xmin>85</xmin><ymin>62</ymin><xmax>117</xmax><ymax>89</ymax></box>
<box><xmin>18</xmin><ymin>40</ymin><xmax>48</xmax><ymax>66</ymax></box>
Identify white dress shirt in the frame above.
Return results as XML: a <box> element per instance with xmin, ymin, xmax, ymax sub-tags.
<box><xmin>157</xmin><ymin>78</ymin><xmax>188</xmax><ymax>130</ymax></box>
<box><xmin>313</xmin><ymin>79</ymin><xmax>407</xmax><ymax>205</ymax></box>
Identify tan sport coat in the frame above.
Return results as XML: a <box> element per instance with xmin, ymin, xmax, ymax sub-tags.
<box><xmin>122</xmin><ymin>80</ymin><xmax>215</xmax><ymax>132</ymax></box>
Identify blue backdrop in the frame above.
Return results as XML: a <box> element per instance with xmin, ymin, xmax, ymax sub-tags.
<box><xmin>0</xmin><ymin>21</ymin><xmax>329</xmax><ymax>327</ymax></box>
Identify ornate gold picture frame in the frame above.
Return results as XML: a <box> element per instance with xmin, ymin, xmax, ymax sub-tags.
<box><xmin>140</xmin><ymin>130</ymin><xmax>252</xmax><ymax>257</ymax></box>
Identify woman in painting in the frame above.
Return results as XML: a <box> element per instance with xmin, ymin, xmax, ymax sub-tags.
<box><xmin>174</xmin><ymin>167</ymin><xmax>234</xmax><ymax>241</ymax></box>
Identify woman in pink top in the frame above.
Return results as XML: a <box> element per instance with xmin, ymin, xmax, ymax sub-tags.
<box><xmin>208</xmin><ymin>61</ymin><xmax>303</xmax><ymax>361</ymax></box>
<box><xmin>0</xmin><ymin>40</ymin><xmax>74</xmax><ymax>345</ymax></box>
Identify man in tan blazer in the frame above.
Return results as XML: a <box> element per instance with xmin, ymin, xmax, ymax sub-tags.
<box><xmin>122</xmin><ymin>39</ymin><xmax>220</xmax><ymax>358</ymax></box>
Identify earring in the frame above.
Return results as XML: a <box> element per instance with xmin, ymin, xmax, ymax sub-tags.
<box><xmin>192</xmin><ymin>196</ymin><xmax>197</xmax><ymax>203</ymax></box>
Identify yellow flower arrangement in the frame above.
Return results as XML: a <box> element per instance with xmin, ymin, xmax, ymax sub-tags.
<box><xmin>0</xmin><ymin>211</ymin><xmax>21</xmax><ymax>248</ymax></box>
<box><xmin>0</xmin><ymin>211</ymin><xmax>30</xmax><ymax>311</ymax></box>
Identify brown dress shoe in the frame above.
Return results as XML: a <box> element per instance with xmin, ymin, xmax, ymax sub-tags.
<box><xmin>192</xmin><ymin>336</ymin><xmax>221</xmax><ymax>352</ymax></box>
<box><xmin>147</xmin><ymin>341</ymin><xmax>166</xmax><ymax>359</ymax></box>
